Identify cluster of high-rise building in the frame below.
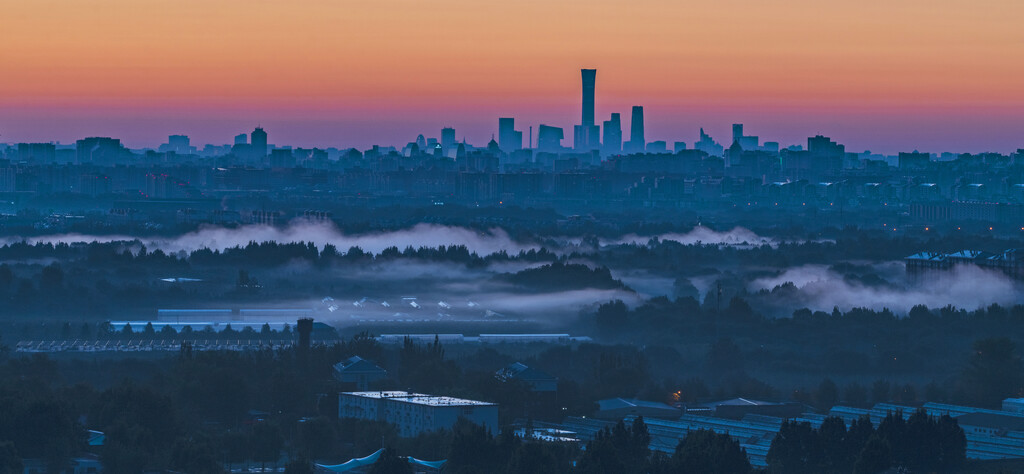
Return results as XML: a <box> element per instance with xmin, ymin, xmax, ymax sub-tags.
<box><xmin>1</xmin><ymin>68</ymin><xmax>1024</xmax><ymax>232</ymax></box>
<box><xmin>490</xmin><ymin>69</ymin><xmax>656</xmax><ymax>157</ymax></box>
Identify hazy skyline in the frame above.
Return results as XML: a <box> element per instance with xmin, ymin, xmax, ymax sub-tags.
<box><xmin>2</xmin><ymin>0</ymin><xmax>1023</xmax><ymax>153</ymax></box>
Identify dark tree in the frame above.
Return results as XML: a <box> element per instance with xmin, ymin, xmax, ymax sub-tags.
<box><xmin>672</xmin><ymin>429</ymin><xmax>752</xmax><ymax>474</ymax></box>
<box><xmin>853</xmin><ymin>436</ymin><xmax>891</xmax><ymax>474</ymax></box>
<box><xmin>962</xmin><ymin>338</ymin><xmax>1024</xmax><ymax>407</ymax></box>
<box><xmin>284</xmin><ymin>458</ymin><xmax>316</xmax><ymax>474</ymax></box>
<box><xmin>767</xmin><ymin>421</ymin><xmax>821</xmax><ymax>474</ymax></box>
<box><xmin>0</xmin><ymin>442</ymin><xmax>22</xmax><ymax>474</ymax></box>
<box><xmin>369</xmin><ymin>448</ymin><xmax>412</xmax><ymax>474</ymax></box>
<box><xmin>816</xmin><ymin>379</ymin><xmax>839</xmax><ymax>410</ymax></box>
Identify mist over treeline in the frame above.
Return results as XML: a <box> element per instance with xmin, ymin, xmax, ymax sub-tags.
<box><xmin>0</xmin><ymin>223</ymin><xmax>1018</xmax><ymax>320</ymax></box>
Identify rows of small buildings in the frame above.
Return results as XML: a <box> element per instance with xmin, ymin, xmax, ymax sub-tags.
<box><xmin>333</xmin><ymin>353</ymin><xmax>1024</xmax><ymax>468</ymax></box>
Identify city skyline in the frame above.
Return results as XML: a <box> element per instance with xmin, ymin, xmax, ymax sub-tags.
<box><xmin>2</xmin><ymin>0</ymin><xmax>1024</xmax><ymax>153</ymax></box>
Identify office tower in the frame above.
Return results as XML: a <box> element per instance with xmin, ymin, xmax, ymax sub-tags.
<box><xmin>695</xmin><ymin>128</ymin><xmax>724</xmax><ymax>157</ymax></box>
<box><xmin>581</xmin><ymin>69</ymin><xmax>596</xmax><ymax>127</ymax></box>
<box><xmin>160</xmin><ymin>135</ymin><xmax>193</xmax><ymax>155</ymax></box>
<box><xmin>537</xmin><ymin>125</ymin><xmax>564</xmax><ymax>153</ymax></box>
<box><xmin>625</xmin><ymin>106</ymin><xmax>645</xmax><ymax>153</ymax></box>
<box><xmin>673</xmin><ymin>142</ymin><xmax>687</xmax><ymax>153</ymax></box>
<box><xmin>575</xmin><ymin>69</ymin><xmax>600</xmax><ymax>150</ymax></box>
<box><xmin>234</xmin><ymin>133</ymin><xmax>248</xmax><ymax>145</ymax></box>
<box><xmin>416</xmin><ymin>134</ymin><xmax>427</xmax><ymax>150</ymax></box>
<box><xmin>732</xmin><ymin>123</ymin><xmax>759</xmax><ymax>150</ymax></box>
<box><xmin>602</xmin><ymin>113</ymin><xmax>622</xmax><ymax>155</ymax></box>
<box><xmin>75</xmin><ymin>137</ymin><xmax>123</xmax><ymax>165</ymax></box>
<box><xmin>441</xmin><ymin>127</ymin><xmax>456</xmax><ymax>152</ymax></box>
<box><xmin>168</xmin><ymin>135</ymin><xmax>189</xmax><ymax>150</ymax></box>
<box><xmin>498</xmin><ymin>118</ymin><xmax>522</xmax><ymax>152</ymax></box>
<box><xmin>808</xmin><ymin>135</ymin><xmax>846</xmax><ymax>174</ymax></box>
<box><xmin>17</xmin><ymin>143</ymin><xmax>56</xmax><ymax>163</ymax></box>
<box><xmin>250</xmin><ymin>127</ymin><xmax>268</xmax><ymax>159</ymax></box>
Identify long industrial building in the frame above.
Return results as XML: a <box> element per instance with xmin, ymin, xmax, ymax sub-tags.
<box><xmin>339</xmin><ymin>391</ymin><xmax>498</xmax><ymax>437</ymax></box>
<box><xmin>554</xmin><ymin>399</ymin><xmax>1024</xmax><ymax>468</ymax></box>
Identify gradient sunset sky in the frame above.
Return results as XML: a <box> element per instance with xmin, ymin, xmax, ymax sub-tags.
<box><xmin>2</xmin><ymin>0</ymin><xmax>1023</xmax><ymax>153</ymax></box>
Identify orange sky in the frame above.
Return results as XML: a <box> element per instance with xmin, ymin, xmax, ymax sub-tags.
<box><xmin>2</xmin><ymin>0</ymin><xmax>1023</xmax><ymax>152</ymax></box>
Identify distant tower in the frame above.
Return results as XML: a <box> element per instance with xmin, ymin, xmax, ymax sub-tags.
<box><xmin>581</xmin><ymin>69</ymin><xmax>596</xmax><ymax>127</ymax></box>
<box><xmin>575</xmin><ymin>69</ymin><xmax>600</xmax><ymax>150</ymax></box>
<box><xmin>498</xmin><ymin>118</ymin><xmax>522</xmax><ymax>152</ymax></box>
<box><xmin>628</xmin><ymin>106</ymin><xmax>645</xmax><ymax>153</ymax></box>
<box><xmin>602</xmin><ymin>113</ymin><xmax>622</xmax><ymax>155</ymax></box>
<box><xmin>441</xmin><ymin>127</ymin><xmax>456</xmax><ymax>152</ymax></box>
<box><xmin>234</xmin><ymin>133</ymin><xmax>248</xmax><ymax>145</ymax></box>
<box><xmin>732</xmin><ymin>124</ymin><xmax>744</xmax><ymax>143</ymax></box>
<box><xmin>250</xmin><ymin>127</ymin><xmax>268</xmax><ymax>158</ymax></box>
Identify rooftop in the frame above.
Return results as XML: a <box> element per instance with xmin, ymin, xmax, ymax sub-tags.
<box><xmin>334</xmin><ymin>356</ymin><xmax>385</xmax><ymax>374</ymax></box>
<box><xmin>496</xmin><ymin>362</ymin><xmax>557</xmax><ymax>382</ymax></box>
<box><xmin>598</xmin><ymin>398</ymin><xmax>678</xmax><ymax>412</ymax></box>
<box><xmin>343</xmin><ymin>391</ymin><xmax>495</xmax><ymax>407</ymax></box>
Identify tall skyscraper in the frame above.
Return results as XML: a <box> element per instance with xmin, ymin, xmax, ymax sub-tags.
<box><xmin>602</xmin><ymin>113</ymin><xmax>622</xmax><ymax>155</ymax></box>
<box><xmin>626</xmin><ymin>106</ymin><xmax>645</xmax><ymax>153</ymax></box>
<box><xmin>441</xmin><ymin>127</ymin><xmax>456</xmax><ymax>152</ymax></box>
<box><xmin>581</xmin><ymin>69</ymin><xmax>596</xmax><ymax>127</ymax></box>
<box><xmin>250</xmin><ymin>127</ymin><xmax>268</xmax><ymax>159</ymax></box>
<box><xmin>498</xmin><ymin>118</ymin><xmax>523</xmax><ymax>152</ymax></box>
<box><xmin>234</xmin><ymin>133</ymin><xmax>248</xmax><ymax>145</ymax></box>
<box><xmin>575</xmin><ymin>69</ymin><xmax>600</xmax><ymax>150</ymax></box>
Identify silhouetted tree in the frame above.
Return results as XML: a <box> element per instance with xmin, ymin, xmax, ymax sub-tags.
<box><xmin>962</xmin><ymin>337</ymin><xmax>1024</xmax><ymax>407</ymax></box>
<box><xmin>854</xmin><ymin>436</ymin><xmax>890</xmax><ymax>474</ymax></box>
<box><xmin>672</xmin><ymin>429</ymin><xmax>751</xmax><ymax>474</ymax></box>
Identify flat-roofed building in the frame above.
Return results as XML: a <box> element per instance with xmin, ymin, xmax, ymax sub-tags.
<box><xmin>340</xmin><ymin>391</ymin><xmax>498</xmax><ymax>437</ymax></box>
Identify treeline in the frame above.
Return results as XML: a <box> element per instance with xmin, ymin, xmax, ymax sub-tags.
<box><xmin>588</xmin><ymin>297</ymin><xmax>1024</xmax><ymax>409</ymax></box>
<box><xmin>503</xmin><ymin>262</ymin><xmax>630</xmax><ymax>292</ymax></box>
<box><xmin>767</xmin><ymin>411</ymin><xmax>966</xmax><ymax>474</ymax></box>
<box><xmin>0</xmin><ymin>227</ymin><xmax>1017</xmax><ymax>272</ymax></box>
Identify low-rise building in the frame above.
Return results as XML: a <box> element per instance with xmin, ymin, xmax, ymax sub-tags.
<box><xmin>339</xmin><ymin>391</ymin><xmax>498</xmax><ymax>437</ymax></box>
<box><xmin>594</xmin><ymin>398</ymin><xmax>681</xmax><ymax>420</ymax></box>
<box><xmin>333</xmin><ymin>356</ymin><xmax>387</xmax><ymax>390</ymax></box>
<box><xmin>495</xmin><ymin>362</ymin><xmax>558</xmax><ymax>392</ymax></box>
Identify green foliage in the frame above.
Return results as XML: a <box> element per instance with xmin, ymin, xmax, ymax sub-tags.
<box><xmin>505</xmin><ymin>262</ymin><xmax>628</xmax><ymax>292</ymax></box>
<box><xmin>768</xmin><ymin>411</ymin><xmax>966</xmax><ymax>474</ymax></box>
<box><xmin>369</xmin><ymin>448</ymin><xmax>413</xmax><ymax>474</ymax></box>
<box><xmin>853</xmin><ymin>436</ymin><xmax>890</xmax><ymax>474</ymax></box>
<box><xmin>670</xmin><ymin>429</ymin><xmax>752</xmax><ymax>474</ymax></box>
<box><xmin>577</xmin><ymin>418</ymin><xmax>650</xmax><ymax>474</ymax></box>
<box><xmin>961</xmin><ymin>337</ymin><xmax>1024</xmax><ymax>408</ymax></box>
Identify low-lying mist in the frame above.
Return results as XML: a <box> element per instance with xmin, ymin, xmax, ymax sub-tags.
<box><xmin>748</xmin><ymin>263</ymin><xmax>1023</xmax><ymax>315</ymax></box>
<box><xmin>10</xmin><ymin>221</ymin><xmax>539</xmax><ymax>256</ymax></box>
<box><xmin>604</xmin><ymin>226</ymin><xmax>776</xmax><ymax>247</ymax></box>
